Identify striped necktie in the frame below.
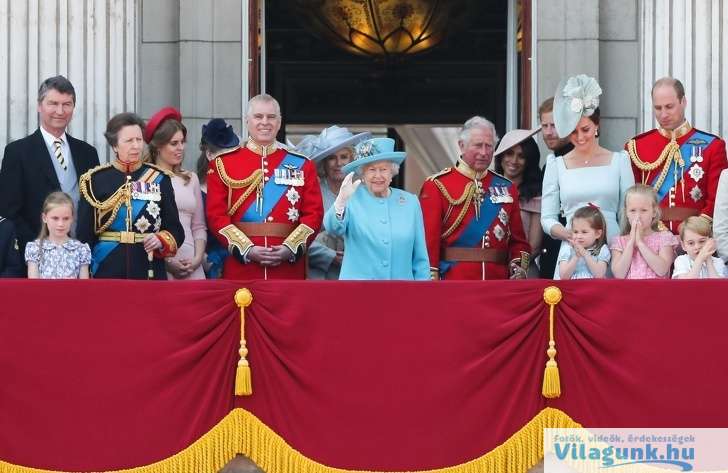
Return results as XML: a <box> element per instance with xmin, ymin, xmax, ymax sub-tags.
<box><xmin>53</xmin><ymin>139</ymin><xmax>67</xmax><ymax>171</ymax></box>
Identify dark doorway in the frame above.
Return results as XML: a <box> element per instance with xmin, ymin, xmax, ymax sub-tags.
<box><xmin>265</xmin><ymin>1</ymin><xmax>508</xmax><ymax>133</ymax></box>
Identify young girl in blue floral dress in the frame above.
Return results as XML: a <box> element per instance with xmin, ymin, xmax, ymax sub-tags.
<box><xmin>25</xmin><ymin>192</ymin><xmax>91</xmax><ymax>279</ymax></box>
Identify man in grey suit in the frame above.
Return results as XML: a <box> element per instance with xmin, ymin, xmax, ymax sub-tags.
<box><xmin>0</xmin><ymin>75</ymin><xmax>99</xmax><ymax>257</ymax></box>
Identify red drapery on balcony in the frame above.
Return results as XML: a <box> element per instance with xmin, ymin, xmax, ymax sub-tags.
<box><xmin>0</xmin><ymin>279</ymin><xmax>726</xmax><ymax>473</ymax></box>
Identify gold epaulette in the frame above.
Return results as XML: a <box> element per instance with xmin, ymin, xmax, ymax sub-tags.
<box><xmin>213</xmin><ymin>157</ymin><xmax>265</xmax><ymax>216</ymax></box>
<box><xmin>626</xmin><ymin>138</ymin><xmax>660</xmax><ymax>170</ymax></box>
<box><xmin>79</xmin><ymin>163</ymin><xmax>128</xmax><ymax>235</ymax></box>
<box><xmin>214</xmin><ymin>157</ymin><xmax>264</xmax><ymax>189</ymax></box>
<box><xmin>428</xmin><ymin>178</ymin><xmax>476</xmax><ymax>239</ymax></box>
<box><xmin>209</xmin><ymin>145</ymin><xmax>241</xmax><ymax>161</ymax></box>
<box><xmin>432</xmin><ymin>179</ymin><xmax>474</xmax><ymax>206</ymax></box>
<box><xmin>426</xmin><ymin>167</ymin><xmax>452</xmax><ymax>181</ymax></box>
<box><xmin>79</xmin><ymin>163</ymin><xmax>113</xmax><ymax>181</ymax></box>
<box><xmin>628</xmin><ymin>137</ymin><xmax>682</xmax><ymax>189</ymax></box>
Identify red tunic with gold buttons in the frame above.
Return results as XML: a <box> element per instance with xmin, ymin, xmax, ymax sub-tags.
<box><xmin>626</xmin><ymin>123</ymin><xmax>728</xmax><ymax>233</ymax></box>
<box><xmin>206</xmin><ymin>140</ymin><xmax>323</xmax><ymax>280</ymax></box>
<box><xmin>419</xmin><ymin>159</ymin><xmax>531</xmax><ymax>280</ymax></box>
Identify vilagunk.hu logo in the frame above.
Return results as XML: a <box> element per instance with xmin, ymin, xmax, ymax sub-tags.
<box><xmin>545</xmin><ymin>429</ymin><xmax>727</xmax><ymax>472</ymax></box>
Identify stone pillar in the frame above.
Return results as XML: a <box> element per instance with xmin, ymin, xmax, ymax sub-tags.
<box><xmin>640</xmin><ymin>0</ymin><xmax>728</xmax><ymax>138</ymax></box>
<box><xmin>0</xmin><ymin>0</ymin><xmax>137</xmax><ymax>163</ymax></box>
<box><xmin>535</xmin><ymin>0</ymin><xmax>600</xmax><ymax>113</ymax></box>
<box><xmin>598</xmin><ymin>0</ymin><xmax>639</xmax><ymax>149</ymax></box>
<box><xmin>534</xmin><ymin>0</ymin><xmax>641</xmax><ymax>152</ymax></box>
<box><xmin>139</xmin><ymin>0</ymin><xmax>244</xmax><ymax>170</ymax></box>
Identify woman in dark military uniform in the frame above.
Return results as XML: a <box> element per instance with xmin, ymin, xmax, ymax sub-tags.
<box><xmin>77</xmin><ymin>113</ymin><xmax>184</xmax><ymax>279</ymax></box>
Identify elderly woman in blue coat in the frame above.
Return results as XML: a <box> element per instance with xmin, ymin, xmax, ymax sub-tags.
<box><xmin>323</xmin><ymin>137</ymin><xmax>430</xmax><ymax>280</ymax></box>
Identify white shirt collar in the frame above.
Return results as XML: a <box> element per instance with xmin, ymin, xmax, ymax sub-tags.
<box><xmin>39</xmin><ymin>125</ymin><xmax>68</xmax><ymax>148</ymax></box>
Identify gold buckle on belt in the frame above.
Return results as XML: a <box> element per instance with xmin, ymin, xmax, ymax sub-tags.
<box><xmin>119</xmin><ymin>231</ymin><xmax>137</xmax><ymax>244</ymax></box>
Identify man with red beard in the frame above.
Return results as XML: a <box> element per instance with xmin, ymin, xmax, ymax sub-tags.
<box><xmin>206</xmin><ymin>94</ymin><xmax>323</xmax><ymax>279</ymax></box>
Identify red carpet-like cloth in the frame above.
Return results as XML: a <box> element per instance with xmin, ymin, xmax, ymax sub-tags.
<box><xmin>0</xmin><ymin>279</ymin><xmax>726</xmax><ymax>472</ymax></box>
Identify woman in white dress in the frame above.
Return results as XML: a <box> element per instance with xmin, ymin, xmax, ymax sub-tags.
<box><xmin>540</xmin><ymin>74</ymin><xmax>635</xmax><ymax>279</ymax></box>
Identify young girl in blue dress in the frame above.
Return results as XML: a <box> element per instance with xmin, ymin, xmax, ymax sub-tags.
<box><xmin>558</xmin><ymin>204</ymin><xmax>610</xmax><ymax>279</ymax></box>
<box><xmin>25</xmin><ymin>191</ymin><xmax>91</xmax><ymax>279</ymax></box>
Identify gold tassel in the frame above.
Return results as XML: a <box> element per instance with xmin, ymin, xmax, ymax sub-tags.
<box><xmin>542</xmin><ymin>286</ymin><xmax>563</xmax><ymax>399</ymax></box>
<box><xmin>234</xmin><ymin>288</ymin><xmax>253</xmax><ymax>396</ymax></box>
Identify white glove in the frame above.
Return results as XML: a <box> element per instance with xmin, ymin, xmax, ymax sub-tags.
<box><xmin>334</xmin><ymin>172</ymin><xmax>361</xmax><ymax>215</ymax></box>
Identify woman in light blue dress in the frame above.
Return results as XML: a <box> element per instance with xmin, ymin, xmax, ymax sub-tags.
<box><xmin>540</xmin><ymin>74</ymin><xmax>635</xmax><ymax>279</ymax></box>
<box><xmin>323</xmin><ymin>137</ymin><xmax>430</xmax><ymax>280</ymax></box>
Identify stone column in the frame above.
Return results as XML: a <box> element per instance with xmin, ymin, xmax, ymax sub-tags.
<box><xmin>139</xmin><ymin>0</ymin><xmax>244</xmax><ymax>170</ymax></box>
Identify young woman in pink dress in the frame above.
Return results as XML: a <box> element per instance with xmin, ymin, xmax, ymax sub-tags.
<box><xmin>144</xmin><ymin>107</ymin><xmax>207</xmax><ymax>280</ymax></box>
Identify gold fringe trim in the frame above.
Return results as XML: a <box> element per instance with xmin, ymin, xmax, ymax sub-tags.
<box><xmin>0</xmin><ymin>407</ymin><xmax>581</xmax><ymax>473</ymax></box>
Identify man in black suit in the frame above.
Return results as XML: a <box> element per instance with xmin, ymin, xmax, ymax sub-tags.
<box><xmin>0</xmin><ymin>75</ymin><xmax>99</xmax><ymax>256</ymax></box>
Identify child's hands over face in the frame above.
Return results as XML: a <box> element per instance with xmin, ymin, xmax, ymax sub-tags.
<box><xmin>699</xmin><ymin>238</ymin><xmax>717</xmax><ymax>259</ymax></box>
<box><xmin>574</xmin><ymin>242</ymin><xmax>589</xmax><ymax>258</ymax></box>
<box><xmin>631</xmin><ymin>218</ymin><xmax>642</xmax><ymax>244</ymax></box>
<box><xmin>567</xmin><ymin>236</ymin><xmax>587</xmax><ymax>257</ymax></box>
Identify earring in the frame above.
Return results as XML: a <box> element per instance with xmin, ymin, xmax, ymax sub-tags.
<box><xmin>595</xmin><ymin>128</ymin><xmax>600</xmax><ymax>138</ymax></box>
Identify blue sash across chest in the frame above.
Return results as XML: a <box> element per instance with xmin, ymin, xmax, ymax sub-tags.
<box><xmin>91</xmin><ymin>172</ymin><xmax>164</xmax><ymax>274</ymax></box>
<box><xmin>651</xmin><ymin>130</ymin><xmax>715</xmax><ymax>202</ymax></box>
<box><xmin>440</xmin><ymin>174</ymin><xmax>511</xmax><ymax>275</ymax></box>
<box><xmin>240</xmin><ymin>153</ymin><xmax>305</xmax><ymax>223</ymax></box>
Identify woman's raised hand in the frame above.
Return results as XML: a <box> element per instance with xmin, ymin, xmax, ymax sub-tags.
<box><xmin>334</xmin><ymin>172</ymin><xmax>361</xmax><ymax>214</ymax></box>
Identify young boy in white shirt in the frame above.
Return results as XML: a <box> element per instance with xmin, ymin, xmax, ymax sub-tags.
<box><xmin>672</xmin><ymin>216</ymin><xmax>727</xmax><ymax>279</ymax></box>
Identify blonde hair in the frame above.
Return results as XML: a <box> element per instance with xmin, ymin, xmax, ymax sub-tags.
<box><xmin>620</xmin><ymin>184</ymin><xmax>662</xmax><ymax>234</ymax></box>
<box><xmin>678</xmin><ymin>216</ymin><xmax>712</xmax><ymax>240</ymax></box>
<box><xmin>317</xmin><ymin>146</ymin><xmax>354</xmax><ymax>178</ymax></box>
<box><xmin>572</xmin><ymin>205</ymin><xmax>607</xmax><ymax>248</ymax></box>
<box><xmin>37</xmin><ymin>192</ymin><xmax>75</xmax><ymax>269</ymax></box>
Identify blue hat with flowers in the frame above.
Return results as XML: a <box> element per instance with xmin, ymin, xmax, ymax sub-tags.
<box><xmin>201</xmin><ymin>118</ymin><xmax>240</xmax><ymax>149</ymax></box>
<box><xmin>295</xmin><ymin>126</ymin><xmax>371</xmax><ymax>162</ymax></box>
<box><xmin>553</xmin><ymin>74</ymin><xmax>603</xmax><ymax>138</ymax></box>
<box><xmin>341</xmin><ymin>137</ymin><xmax>406</xmax><ymax>175</ymax></box>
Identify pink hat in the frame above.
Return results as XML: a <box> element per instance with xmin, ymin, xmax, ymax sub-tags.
<box><xmin>493</xmin><ymin>128</ymin><xmax>541</xmax><ymax>156</ymax></box>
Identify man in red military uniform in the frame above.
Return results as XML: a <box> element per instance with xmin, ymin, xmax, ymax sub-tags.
<box><xmin>206</xmin><ymin>94</ymin><xmax>323</xmax><ymax>279</ymax></box>
<box><xmin>626</xmin><ymin>77</ymin><xmax>728</xmax><ymax>233</ymax></box>
<box><xmin>419</xmin><ymin>116</ymin><xmax>530</xmax><ymax>280</ymax></box>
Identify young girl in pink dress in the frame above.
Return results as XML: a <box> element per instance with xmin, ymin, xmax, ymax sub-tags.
<box><xmin>611</xmin><ymin>184</ymin><xmax>679</xmax><ymax>279</ymax></box>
